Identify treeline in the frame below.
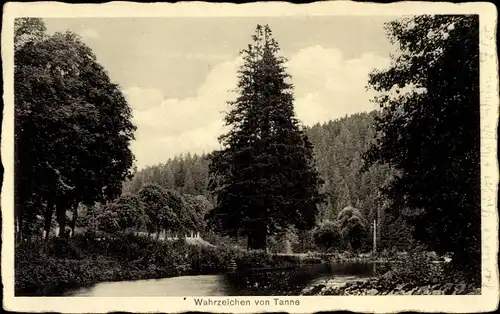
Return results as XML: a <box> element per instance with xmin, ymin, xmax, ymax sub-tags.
<box><xmin>307</xmin><ymin>112</ymin><xmax>413</xmax><ymax>251</ymax></box>
<box><xmin>123</xmin><ymin>111</ymin><xmax>414</xmax><ymax>251</ymax></box>
<box><xmin>308</xmin><ymin>113</ymin><xmax>390</xmax><ymax>219</ymax></box>
<box><xmin>77</xmin><ymin>184</ymin><xmax>213</xmax><ymax>239</ymax></box>
<box><xmin>123</xmin><ymin>153</ymin><xmax>212</xmax><ymax>200</ymax></box>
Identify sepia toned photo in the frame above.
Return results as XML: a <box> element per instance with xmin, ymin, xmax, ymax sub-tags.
<box><xmin>2</xmin><ymin>1</ymin><xmax>498</xmax><ymax>313</ymax></box>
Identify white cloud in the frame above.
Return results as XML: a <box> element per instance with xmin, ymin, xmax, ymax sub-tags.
<box><xmin>164</xmin><ymin>52</ymin><xmax>233</xmax><ymax>60</ymax></box>
<box><xmin>125</xmin><ymin>58</ymin><xmax>241</xmax><ymax>168</ymax></box>
<box><xmin>124</xmin><ymin>87</ymin><xmax>165</xmax><ymax>111</ymax></box>
<box><xmin>126</xmin><ymin>46</ymin><xmax>390</xmax><ymax>168</ymax></box>
<box><xmin>287</xmin><ymin>46</ymin><xmax>390</xmax><ymax>125</ymax></box>
<box><xmin>78</xmin><ymin>28</ymin><xmax>100</xmax><ymax>40</ymax></box>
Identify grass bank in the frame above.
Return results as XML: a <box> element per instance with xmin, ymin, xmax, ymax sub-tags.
<box><xmin>15</xmin><ymin>232</ymin><xmax>322</xmax><ymax>296</ymax></box>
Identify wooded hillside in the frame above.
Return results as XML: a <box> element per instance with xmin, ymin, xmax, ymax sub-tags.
<box><xmin>123</xmin><ymin>110</ymin><xmax>412</xmax><ymax>250</ymax></box>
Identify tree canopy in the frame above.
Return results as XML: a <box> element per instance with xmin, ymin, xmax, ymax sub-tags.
<box><xmin>312</xmin><ymin>220</ymin><xmax>343</xmax><ymax>252</ymax></box>
<box><xmin>107</xmin><ymin>194</ymin><xmax>146</xmax><ymax>231</ymax></box>
<box><xmin>337</xmin><ymin>206</ymin><xmax>369</xmax><ymax>251</ymax></box>
<box><xmin>364</xmin><ymin>15</ymin><xmax>480</xmax><ymax>277</ymax></box>
<box><xmin>14</xmin><ymin>18</ymin><xmax>136</xmax><ymax>241</ymax></box>
<box><xmin>139</xmin><ymin>184</ymin><xmax>176</xmax><ymax>235</ymax></box>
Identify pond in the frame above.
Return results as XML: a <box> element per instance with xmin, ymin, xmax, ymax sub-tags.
<box><xmin>65</xmin><ymin>262</ymin><xmax>386</xmax><ymax>296</ymax></box>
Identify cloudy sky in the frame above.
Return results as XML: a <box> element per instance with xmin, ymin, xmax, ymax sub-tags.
<box><xmin>44</xmin><ymin>16</ymin><xmax>397</xmax><ymax>169</ymax></box>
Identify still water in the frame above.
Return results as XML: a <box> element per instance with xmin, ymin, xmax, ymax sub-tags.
<box><xmin>65</xmin><ymin>262</ymin><xmax>382</xmax><ymax>296</ymax></box>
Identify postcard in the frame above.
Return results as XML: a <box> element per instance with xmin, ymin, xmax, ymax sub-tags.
<box><xmin>2</xmin><ymin>1</ymin><xmax>498</xmax><ymax>313</ymax></box>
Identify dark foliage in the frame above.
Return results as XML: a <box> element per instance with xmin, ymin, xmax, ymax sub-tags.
<box><xmin>364</xmin><ymin>15</ymin><xmax>481</xmax><ymax>278</ymax></box>
<box><xmin>15</xmin><ymin>234</ymin><xmax>319</xmax><ymax>296</ymax></box>
<box><xmin>14</xmin><ymin>18</ymin><xmax>135</xmax><ymax>242</ymax></box>
<box><xmin>207</xmin><ymin>25</ymin><xmax>324</xmax><ymax>250</ymax></box>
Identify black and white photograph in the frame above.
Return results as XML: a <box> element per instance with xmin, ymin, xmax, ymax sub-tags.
<box><xmin>2</xmin><ymin>1</ymin><xmax>498</xmax><ymax>313</ymax></box>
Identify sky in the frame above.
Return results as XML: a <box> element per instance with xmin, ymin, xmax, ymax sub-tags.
<box><xmin>44</xmin><ymin>16</ymin><xmax>398</xmax><ymax>169</ymax></box>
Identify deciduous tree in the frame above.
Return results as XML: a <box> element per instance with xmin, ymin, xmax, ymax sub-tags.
<box><xmin>107</xmin><ymin>194</ymin><xmax>146</xmax><ymax>231</ymax></box>
<box><xmin>14</xmin><ymin>18</ymin><xmax>135</xmax><ymax>240</ymax></box>
<box><xmin>337</xmin><ymin>206</ymin><xmax>369</xmax><ymax>251</ymax></box>
<box><xmin>364</xmin><ymin>15</ymin><xmax>480</xmax><ymax>278</ymax></box>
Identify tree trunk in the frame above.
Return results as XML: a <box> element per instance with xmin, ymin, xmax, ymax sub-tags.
<box><xmin>255</xmin><ymin>231</ymin><xmax>267</xmax><ymax>251</ymax></box>
<box><xmin>44</xmin><ymin>228</ymin><xmax>50</xmax><ymax>242</ymax></box>
<box><xmin>44</xmin><ymin>202</ymin><xmax>54</xmax><ymax>242</ymax></box>
<box><xmin>16</xmin><ymin>215</ymin><xmax>23</xmax><ymax>244</ymax></box>
<box><xmin>57</xmin><ymin>203</ymin><xmax>67</xmax><ymax>238</ymax></box>
<box><xmin>248</xmin><ymin>225</ymin><xmax>267</xmax><ymax>250</ymax></box>
<box><xmin>285</xmin><ymin>239</ymin><xmax>292</xmax><ymax>254</ymax></box>
<box><xmin>70</xmin><ymin>202</ymin><xmax>78</xmax><ymax>237</ymax></box>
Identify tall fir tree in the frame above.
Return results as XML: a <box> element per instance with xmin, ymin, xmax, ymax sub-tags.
<box><xmin>208</xmin><ymin>25</ymin><xmax>324</xmax><ymax>250</ymax></box>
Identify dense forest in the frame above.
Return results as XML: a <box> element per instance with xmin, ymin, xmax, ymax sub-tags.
<box><xmin>122</xmin><ymin>111</ymin><xmax>412</xmax><ymax>252</ymax></box>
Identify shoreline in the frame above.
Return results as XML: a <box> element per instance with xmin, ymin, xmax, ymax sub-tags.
<box><xmin>17</xmin><ymin>262</ymin><xmax>330</xmax><ymax>296</ymax></box>
<box><xmin>16</xmin><ymin>253</ymin><xmax>474</xmax><ymax>297</ymax></box>
<box><xmin>301</xmin><ymin>272</ymin><xmax>481</xmax><ymax>296</ymax></box>
<box><xmin>15</xmin><ymin>235</ymin><xmax>461</xmax><ymax>297</ymax></box>
<box><xmin>15</xmin><ymin>240</ymin><xmax>328</xmax><ymax>296</ymax></box>
<box><xmin>15</xmin><ymin>254</ymin><xmax>385</xmax><ymax>296</ymax></box>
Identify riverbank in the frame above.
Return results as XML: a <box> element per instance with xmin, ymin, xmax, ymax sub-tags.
<box><xmin>302</xmin><ymin>275</ymin><xmax>480</xmax><ymax>296</ymax></box>
<box><xmin>301</xmin><ymin>254</ymin><xmax>481</xmax><ymax>296</ymax></box>
<box><xmin>15</xmin><ymin>233</ymin><xmax>323</xmax><ymax>296</ymax></box>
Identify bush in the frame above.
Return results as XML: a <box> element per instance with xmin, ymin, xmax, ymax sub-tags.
<box><xmin>387</xmin><ymin>244</ymin><xmax>446</xmax><ymax>285</ymax></box>
<box><xmin>50</xmin><ymin>238</ymin><xmax>84</xmax><ymax>259</ymax></box>
<box><xmin>267</xmin><ymin>227</ymin><xmax>300</xmax><ymax>253</ymax></box>
<box><xmin>313</xmin><ymin>220</ymin><xmax>343</xmax><ymax>252</ymax></box>
<box><xmin>189</xmin><ymin>245</ymin><xmax>236</xmax><ymax>272</ymax></box>
<box><xmin>236</xmin><ymin>249</ymin><xmax>272</xmax><ymax>268</ymax></box>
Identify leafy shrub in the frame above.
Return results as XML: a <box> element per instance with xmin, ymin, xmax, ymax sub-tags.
<box><xmin>336</xmin><ymin>206</ymin><xmax>369</xmax><ymax>251</ymax></box>
<box><xmin>313</xmin><ymin>220</ymin><xmax>343</xmax><ymax>252</ymax></box>
<box><xmin>267</xmin><ymin>226</ymin><xmax>300</xmax><ymax>253</ymax></box>
<box><xmin>189</xmin><ymin>245</ymin><xmax>233</xmax><ymax>272</ymax></box>
<box><xmin>388</xmin><ymin>244</ymin><xmax>446</xmax><ymax>285</ymax></box>
<box><xmin>50</xmin><ymin>238</ymin><xmax>84</xmax><ymax>259</ymax></box>
<box><xmin>236</xmin><ymin>249</ymin><xmax>272</xmax><ymax>268</ymax></box>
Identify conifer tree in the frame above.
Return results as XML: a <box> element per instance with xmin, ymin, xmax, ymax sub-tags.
<box><xmin>208</xmin><ymin>25</ymin><xmax>324</xmax><ymax>250</ymax></box>
<box><xmin>182</xmin><ymin>168</ymin><xmax>196</xmax><ymax>195</ymax></box>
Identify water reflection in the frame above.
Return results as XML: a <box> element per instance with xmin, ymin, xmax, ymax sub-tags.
<box><xmin>223</xmin><ymin>262</ymin><xmax>376</xmax><ymax>296</ymax></box>
<box><xmin>65</xmin><ymin>275</ymin><xmax>232</xmax><ymax>297</ymax></box>
<box><xmin>67</xmin><ymin>262</ymin><xmax>382</xmax><ymax>297</ymax></box>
